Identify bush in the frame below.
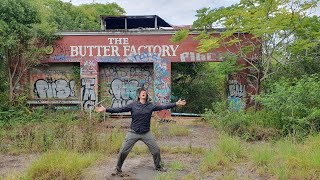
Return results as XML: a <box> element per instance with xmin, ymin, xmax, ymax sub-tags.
<box><xmin>257</xmin><ymin>74</ymin><xmax>320</xmax><ymax>136</ymax></box>
<box><xmin>206</xmin><ymin>104</ymin><xmax>281</xmax><ymax>141</ymax></box>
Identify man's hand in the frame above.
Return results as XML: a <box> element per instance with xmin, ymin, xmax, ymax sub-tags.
<box><xmin>95</xmin><ymin>105</ymin><xmax>106</xmax><ymax>113</ymax></box>
<box><xmin>176</xmin><ymin>99</ymin><xmax>186</xmax><ymax>106</ymax></box>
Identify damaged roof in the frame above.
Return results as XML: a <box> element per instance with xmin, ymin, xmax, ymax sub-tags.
<box><xmin>100</xmin><ymin>15</ymin><xmax>172</xmax><ymax>30</ymax></box>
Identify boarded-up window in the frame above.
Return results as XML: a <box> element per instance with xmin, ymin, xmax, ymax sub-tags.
<box><xmin>99</xmin><ymin>63</ymin><xmax>154</xmax><ymax>109</ymax></box>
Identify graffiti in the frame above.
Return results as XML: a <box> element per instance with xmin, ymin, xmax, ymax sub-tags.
<box><xmin>228</xmin><ymin>74</ymin><xmax>246</xmax><ymax>111</ymax></box>
<box><xmin>180</xmin><ymin>52</ymin><xmax>223</xmax><ymax>62</ymax></box>
<box><xmin>81</xmin><ymin>60</ymin><xmax>97</xmax><ymax>75</ymax></box>
<box><xmin>33</xmin><ymin>78</ymin><xmax>76</xmax><ymax>99</ymax></box>
<box><xmin>125</xmin><ymin>52</ymin><xmax>161</xmax><ymax>62</ymax></box>
<box><xmin>27</xmin><ymin>100</ymin><xmax>81</xmax><ymax>104</ymax></box>
<box><xmin>109</xmin><ymin>79</ymin><xmax>139</xmax><ymax>108</ymax></box>
<box><xmin>81</xmin><ymin>78</ymin><xmax>96</xmax><ymax>110</ymax></box>
<box><xmin>154</xmin><ymin>59</ymin><xmax>171</xmax><ymax>104</ymax></box>
<box><xmin>99</xmin><ymin>56</ymin><xmax>120</xmax><ymax>62</ymax></box>
<box><xmin>228</xmin><ymin>96</ymin><xmax>246</xmax><ymax>111</ymax></box>
<box><xmin>100</xmin><ymin>64</ymin><xmax>153</xmax><ymax>108</ymax></box>
<box><xmin>53</xmin><ymin>43</ymin><xmax>71</xmax><ymax>61</ymax></box>
<box><xmin>53</xmin><ymin>55</ymin><xmax>71</xmax><ymax>61</ymax></box>
<box><xmin>228</xmin><ymin>80</ymin><xmax>246</xmax><ymax>98</ymax></box>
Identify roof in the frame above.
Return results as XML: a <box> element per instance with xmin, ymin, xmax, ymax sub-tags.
<box><xmin>100</xmin><ymin>15</ymin><xmax>173</xmax><ymax>30</ymax></box>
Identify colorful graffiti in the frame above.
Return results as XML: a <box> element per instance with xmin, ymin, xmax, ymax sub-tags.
<box><xmin>81</xmin><ymin>78</ymin><xmax>96</xmax><ymax>110</ymax></box>
<box><xmin>109</xmin><ymin>79</ymin><xmax>139</xmax><ymax>108</ymax></box>
<box><xmin>33</xmin><ymin>78</ymin><xmax>76</xmax><ymax>99</ymax></box>
<box><xmin>154</xmin><ymin>59</ymin><xmax>171</xmax><ymax>104</ymax></box>
<box><xmin>228</xmin><ymin>74</ymin><xmax>246</xmax><ymax>111</ymax></box>
<box><xmin>100</xmin><ymin>64</ymin><xmax>153</xmax><ymax>108</ymax></box>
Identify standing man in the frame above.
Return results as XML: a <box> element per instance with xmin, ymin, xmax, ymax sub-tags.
<box><xmin>95</xmin><ymin>88</ymin><xmax>186</xmax><ymax>174</ymax></box>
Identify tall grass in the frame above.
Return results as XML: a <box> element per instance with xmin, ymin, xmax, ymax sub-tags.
<box><xmin>151</xmin><ymin>120</ymin><xmax>190</xmax><ymax>139</ymax></box>
<box><xmin>0</xmin><ymin>110</ymin><xmax>125</xmax><ymax>154</ymax></box>
<box><xmin>200</xmin><ymin>133</ymin><xmax>244</xmax><ymax>173</ymax></box>
<box><xmin>249</xmin><ymin>134</ymin><xmax>320</xmax><ymax>179</ymax></box>
<box><xmin>249</xmin><ymin>143</ymin><xmax>274</xmax><ymax>167</ymax></box>
<box><xmin>24</xmin><ymin>150</ymin><xmax>100</xmax><ymax>180</ymax></box>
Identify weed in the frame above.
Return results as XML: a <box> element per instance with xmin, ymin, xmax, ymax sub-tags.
<box><xmin>169</xmin><ymin>161</ymin><xmax>184</xmax><ymax>171</ymax></box>
<box><xmin>249</xmin><ymin>143</ymin><xmax>274</xmax><ymax>167</ymax></box>
<box><xmin>24</xmin><ymin>150</ymin><xmax>100</xmax><ymax>179</ymax></box>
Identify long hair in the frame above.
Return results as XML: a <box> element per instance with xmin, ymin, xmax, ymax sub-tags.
<box><xmin>137</xmin><ymin>88</ymin><xmax>149</xmax><ymax>101</ymax></box>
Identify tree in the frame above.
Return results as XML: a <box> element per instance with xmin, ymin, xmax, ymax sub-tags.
<box><xmin>173</xmin><ymin>0</ymin><xmax>320</xmax><ymax>96</ymax></box>
<box><xmin>0</xmin><ymin>0</ymin><xmax>57</xmax><ymax>105</ymax></box>
<box><xmin>32</xmin><ymin>0</ymin><xmax>125</xmax><ymax>31</ymax></box>
<box><xmin>0</xmin><ymin>0</ymin><xmax>126</xmax><ymax>106</ymax></box>
<box><xmin>76</xmin><ymin>3</ymin><xmax>125</xmax><ymax>30</ymax></box>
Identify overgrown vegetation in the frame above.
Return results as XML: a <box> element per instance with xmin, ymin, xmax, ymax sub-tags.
<box><xmin>24</xmin><ymin>150</ymin><xmax>100</xmax><ymax>180</ymax></box>
<box><xmin>171</xmin><ymin>62</ymin><xmax>226</xmax><ymax>114</ymax></box>
<box><xmin>0</xmin><ymin>108</ymin><xmax>125</xmax><ymax>154</ymax></box>
<box><xmin>1</xmin><ymin>0</ymin><xmax>320</xmax><ymax>179</ymax></box>
<box><xmin>189</xmin><ymin>0</ymin><xmax>320</xmax><ymax>140</ymax></box>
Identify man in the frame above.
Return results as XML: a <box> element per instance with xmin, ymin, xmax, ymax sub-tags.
<box><xmin>95</xmin><ymin>88</ymin><xmax>186</xmax><ymax>175</ymax></box>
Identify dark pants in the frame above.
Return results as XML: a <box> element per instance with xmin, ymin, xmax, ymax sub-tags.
<box><xmin>116</xmin><ymin>131</ymin><xmax>161</xmax><ymax>169</ymax></box>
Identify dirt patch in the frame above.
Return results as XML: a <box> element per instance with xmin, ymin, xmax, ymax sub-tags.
<box><xmin>0</xmin><ymin>154</ymin><xmax>38</xmax><ymax>179</ymax></box>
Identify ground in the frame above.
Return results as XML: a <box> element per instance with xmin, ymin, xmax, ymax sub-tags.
<box><xmin>0</xmin><ymin>117</ymin><xmax>264</xmax><ymax>180</ymax></box>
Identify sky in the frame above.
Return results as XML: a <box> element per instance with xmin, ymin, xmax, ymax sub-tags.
<box><xmin>62</xmin><ymin>0</ymin><xmax>240</xmax><ymax>25</ymax></box>
<box><xmin>62</xmin><ymin>0</ymin><xmax>320</xmax><ymax>26</ymax></box>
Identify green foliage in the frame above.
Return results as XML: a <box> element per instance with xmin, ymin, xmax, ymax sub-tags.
<box><xmin>0</xmin><ymin>0</ymin><xmax>125</xmax><ymax>106</ymax></box>
<box><xmin>196</xmin><ymin>38</ymin><xmax>220</xmax><ymax>53</ymax></box>
<box><xmin>249</xmin><ymin>144</ymin><xmax>275</xmax><ymax>167</ymax></box>
<box><xmin>0</xmin><ymin>108</ymin><xmax>126</xmax><ymax>154</ymax></box>
<box><xmin>205</xmin><ymin>101</ymin><xmax>281</xmax><ymax>140</ymax></box>
<box><xmin>170</xmin><ymin>29</ymin><xmax>189</xmax><ymax>43</ymax></box>
<box><xmin>190</xmin><ymin>0</ymin><xmax>320</xmax><ymax>99</ymax></box>
<box><xmin>171</xmin><ymin>62</ymin><xmax>226</xmax><ymax>113</ymax></box>
<box><xmin>169</xmin><ymin>161</ymin><xmax>185</xmax><ymax>171</ymax></box>
<box><xmin>24</xmin><ymin>150</ymin><xmax>100</xmax><ymax>180</ymax></box>
<box><xmin>257</xmin><ymin>74</ymin><xmax>320</xmax><ymax>136</ymax></box>
<box><xmin>0</xmin><ymin>0</ymin><xmax>58</xmax><ymax>104</ymax></box>
<box><xmin>248</xmin><ymin>135</ymin><xmax>320</xmax><ymax>179</ymax></box>
<box><xmin>200</xmin><ymin>133</ymin><xmax>244</xmax><ymax>173</ymax></box>
<box><xmin>217</xmin><ymin>133</ymin><xmax>244</xmax><ymax>161</ymax></box>
<box><xmin>215</xmin><ymin>53</ymin><xmax>245</xmax><ymax>75</ymax></box>
<box><xmin>33</xmin><ymin>0</ymin><xmax>125</xmax><ymax>31</ymax></box>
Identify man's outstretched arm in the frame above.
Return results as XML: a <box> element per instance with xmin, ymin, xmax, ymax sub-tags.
<box><xmin>95</xmin><ymin>103</ymin><xmax>133</xmax><ymax>113</ymax></box>
<box><xmin>152</xmin><ymin>99</ymin><xmax>186</xmax><ymax>111</ymax></box>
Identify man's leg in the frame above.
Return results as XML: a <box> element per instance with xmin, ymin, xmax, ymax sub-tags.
<box><xmin>141</xmin><ymin>131</ymin><xmax>162</xmax><ymax>169</ymax></box>
<box><xmin>116</xmin><ymin>132</ymin><xmax>139</xmax><ymax>170</ymax></box>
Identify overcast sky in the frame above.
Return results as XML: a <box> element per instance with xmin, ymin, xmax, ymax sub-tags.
<box><xmin>63</xmin><ymin>0</ymin><xmax>320</xmax><ymax>26</ymax></box>
<box><xmin>62</xmin><ymin>0</ymin><xmax>240</xmax><ymax>25</ymax></box>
